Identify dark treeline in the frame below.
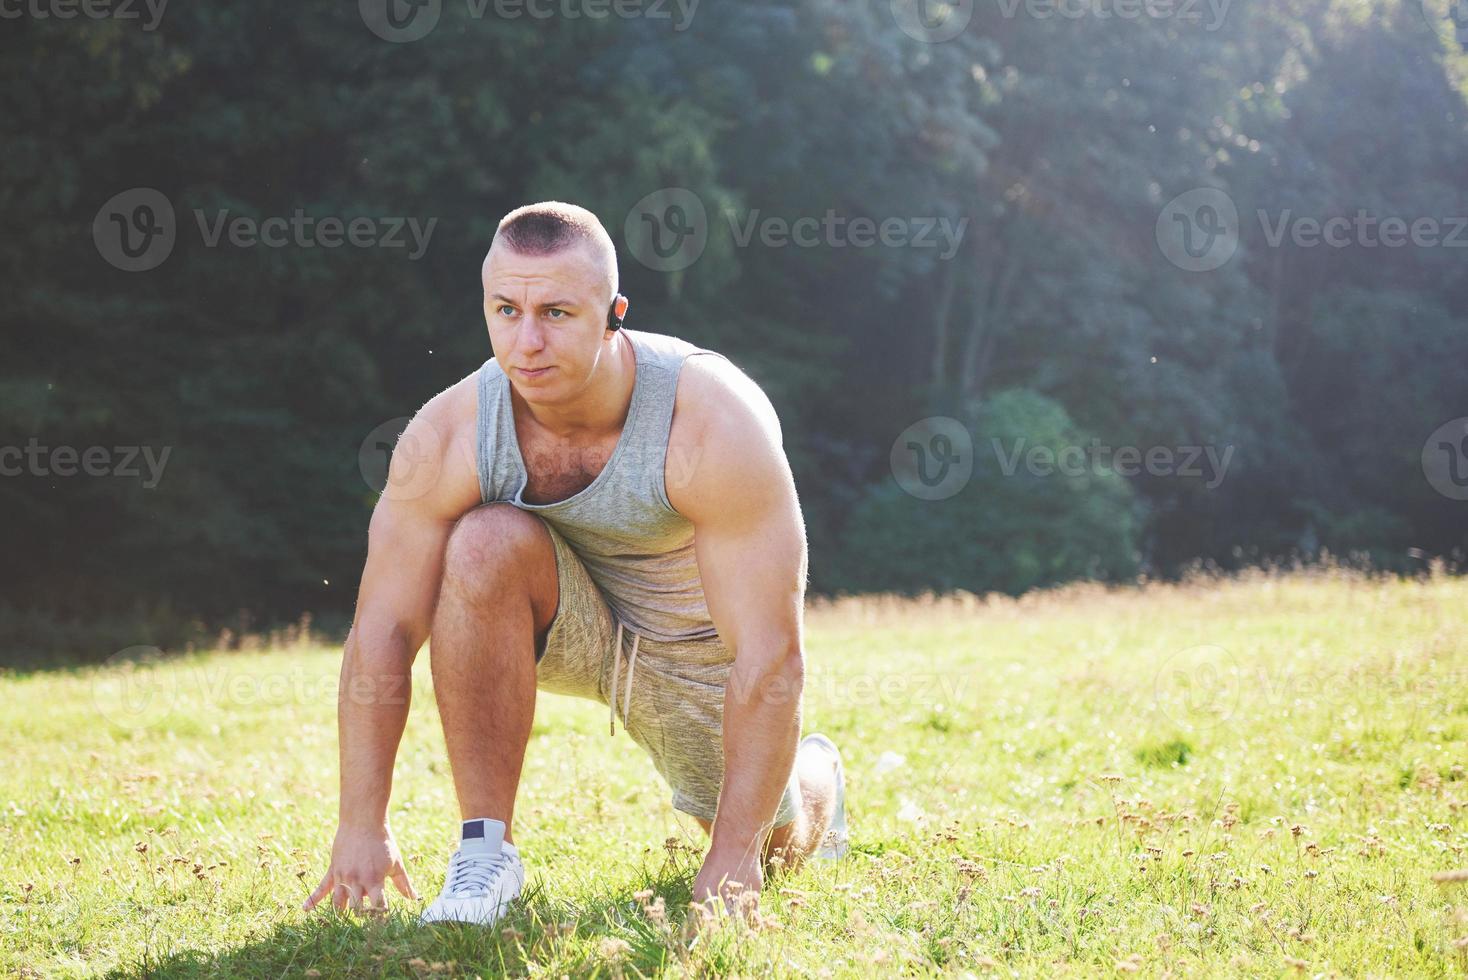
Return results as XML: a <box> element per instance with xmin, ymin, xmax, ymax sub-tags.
<box><xmin>3</xmin><ymin>0</ymin><xmax>1466</xmax><ymax>660</ymax></box>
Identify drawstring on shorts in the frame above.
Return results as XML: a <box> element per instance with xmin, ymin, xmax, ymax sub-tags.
<box><xmin>608</xmin><ymin>619</ymin><xmax>642</xmax><ymax>736</ymax></box>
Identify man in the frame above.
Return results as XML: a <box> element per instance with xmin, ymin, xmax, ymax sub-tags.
<box><xmin>303</xmin><ymin>201</ymin><xmax>847</xmax><ymax>926</ymax></box>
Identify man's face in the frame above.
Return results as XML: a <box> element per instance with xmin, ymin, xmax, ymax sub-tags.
<box><xmin>482</xmin><ymin>241</ymin><xmax>615</xmax><ymax>405</ymax></box>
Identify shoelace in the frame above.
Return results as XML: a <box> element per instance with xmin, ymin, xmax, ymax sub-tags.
<box><xmin>444</xmin><ymin>848</ymin><xmax>509</xmax><ymax>898</ymax></box>
<box><xmin>608</xmin><ymin>619</ymin><xmax>641</xmax><ymax>737</ymax></box>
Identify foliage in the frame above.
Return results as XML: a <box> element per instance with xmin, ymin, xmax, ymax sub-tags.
<box><xmin>2</xmin><ymin>0</ymin><xmax>1466</xmax><ymax>654</ymax></box>
<box><xmin>837</xmin><ymin>389</ymin><xmax>1141</xmax><ymax>595</ymax></box>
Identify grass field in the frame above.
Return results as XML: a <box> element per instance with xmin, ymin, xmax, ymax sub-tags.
<box><xmin>4</xmin><ymin>566</ymin><xmax>1468</xmax><ymax>977</ymax></box>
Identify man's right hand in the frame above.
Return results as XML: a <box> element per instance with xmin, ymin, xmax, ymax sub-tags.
<box><xmin>303</xmin><ymin>823</ymin><xmax>420</xmax><ymax>913</ymax></box>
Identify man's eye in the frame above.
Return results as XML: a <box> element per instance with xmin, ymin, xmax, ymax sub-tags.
<box><xmin>497</xmin><ymin>305</ymin><xmax>516</xmax><ymax>316</ymax></box>
<box><xmin>547</xmin><ymin>309</ymin><xmax>567</xmax><ymax>319</ymax></box>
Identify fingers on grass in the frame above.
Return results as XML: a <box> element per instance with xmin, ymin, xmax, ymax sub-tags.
<box><xmin>333</xmin><ymin>881</ymin><xmax>357</xmax><ymax>912</ymax></box>
<box><xmin>303</xmin><ymin>873</ymin><xmax>332</xmax><ymax>911</ymax></box>
<box><xmin>392</xmin><ymin>868</ymin><xmax>419</xmax><ymax>901</ymax></box>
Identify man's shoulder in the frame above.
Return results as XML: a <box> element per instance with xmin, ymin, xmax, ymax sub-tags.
<box><xmin>420</xmin><ymin>368</ymin><xmax>483</xmax><ymax>442</ymax></box>
<box><xmin>379</xmin><ymin>369</ymin><xmax>483</xmax><ymax>514</ymax></box>
<box><xmin>666</xmin><ymin>349</ymin><xmax>794</xmax><ymax>526</ymax></box>
<box><xmin>666</xmin><ymin>349</ymin><xmax>785</xmax><ymax>520</ymax></box>
<box><xmin>674</xmin><ymin>350</ymin><xmax>781</xmax><ymax>447</ymax></box>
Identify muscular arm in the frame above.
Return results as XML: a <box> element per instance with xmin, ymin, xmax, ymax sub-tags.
<box><xmin>672</xmin><ymin>358</ymin><xmax>808</xmax><ymax>896</ymax></box>
<box><xmin>306</xmin><ymin>378</ymin><xmax>482</xmax><ymax>910</ymax></box>
<box><xmin>335</xmin><ymin>466</ymin><xmax>456</xmax><ymax>830</ymax></box>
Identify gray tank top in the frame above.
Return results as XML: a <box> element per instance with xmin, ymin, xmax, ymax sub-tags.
<box><xmin>476</xmin><ymin>328</ymin><xmax>730</xmax><ymax>643</ymax></box>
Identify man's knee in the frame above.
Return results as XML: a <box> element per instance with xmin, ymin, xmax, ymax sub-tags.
<box><xmin>440</xmin><ymin>503</ymin><xmax>556</xmax><ymax>615</ymax></box>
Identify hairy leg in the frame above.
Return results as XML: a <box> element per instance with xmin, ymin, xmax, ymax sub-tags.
<box><xmin>429</xmin><ymin>503</ymin><xmax>558</xmax><ymax>844</ymax></box>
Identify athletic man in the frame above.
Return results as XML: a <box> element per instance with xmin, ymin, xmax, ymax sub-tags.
<box><xmin>303</xmin><ymin>201</ymin><xmax>848</xmax><ymax>926</ymax></box>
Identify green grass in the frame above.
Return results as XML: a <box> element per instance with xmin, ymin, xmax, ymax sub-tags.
<box><xmin>4</xmin><ymin>567</ymin><xmax>1468</xmax><ymax>977</ymax></box>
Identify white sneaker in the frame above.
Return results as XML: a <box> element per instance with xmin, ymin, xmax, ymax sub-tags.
<box><xmin>802</xmin><ymin>733</ymin><xmax>849</xmax><ymax>860</ymax></box>
<box><xmin>419</xmin><ymin>818</ymin><xmax>525</xmax><ymax>926</ymax></box>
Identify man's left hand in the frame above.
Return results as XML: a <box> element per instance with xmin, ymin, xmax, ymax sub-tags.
<box><xmin>692</xmin><ymin>846</ymin><xmax>765</xmax><ymax>916</ymax></box>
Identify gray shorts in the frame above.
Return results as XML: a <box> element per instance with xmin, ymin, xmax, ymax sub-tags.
<box><xmin>532</xmin><ymin>515</ymin><xmax>798</xmax><ymax>828</ymax></box>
